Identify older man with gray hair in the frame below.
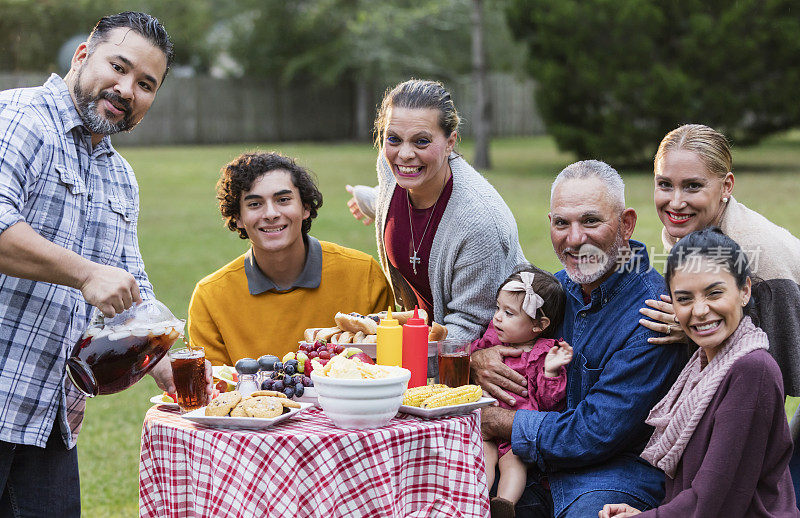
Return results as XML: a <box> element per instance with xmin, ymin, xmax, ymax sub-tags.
<box><xmin>474</xmin><ymin>160</ymin><xmax>686</xmax><ymax>518</ymax></box>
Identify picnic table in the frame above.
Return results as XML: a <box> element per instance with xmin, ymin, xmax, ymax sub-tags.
<box><xmin>139</xmin><ymin>405</ymin><xmax>490</xmax><ymax>517</ymax></box>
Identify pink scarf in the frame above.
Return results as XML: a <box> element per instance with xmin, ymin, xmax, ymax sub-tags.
<box><xmin>640</xmin><ymin>316</ymin><xmax>768</xmax><ymax>478</ymax></box>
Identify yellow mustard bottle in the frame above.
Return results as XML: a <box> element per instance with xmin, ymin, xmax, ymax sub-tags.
<box><xmin>376</xmin><ymin>307</ymin><xmax>403</xmax><ymax>367</ymax></box>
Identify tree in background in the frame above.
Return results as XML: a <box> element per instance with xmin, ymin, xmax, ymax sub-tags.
<box><xmin>472</xmin><ymin>0</ymin><xmax>491</xmax><ymax>169</ymax></box>
<box><xmin>0</xmin><ymin>0</ymin><xmax>526</xmax><ymax>153</ymax></box>
<box><xmin>225</xmin><ymin>0</ymin><xmax>477</xmax><ymax>139</ymax></box>
<box><xmin>0</xmin><ymin>0</ymin><xmax>218</xmax><ymax>73</ymax></box>
<box><xmin>0</xmin><ymin>0</ymin><xmax>104</xmax><ymax>71</ymax></box>
<box><xmin>506</xmin><ymin>0</ymin><xmax>800</xmax><ymax>164</ymax></box>
<box><xmin>223</xmin><ymin>0</ymin><xmax>523</xmax><ymax>145</ymax></box>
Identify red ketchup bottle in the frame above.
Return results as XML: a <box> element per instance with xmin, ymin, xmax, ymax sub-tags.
<box><xmin>402</xmin><ymin>306</ymin><xmax>429</xmax><ymax>388</ymax></box>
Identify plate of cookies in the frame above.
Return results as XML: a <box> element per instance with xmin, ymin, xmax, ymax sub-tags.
<box><xmin>181</xmin><ymin>390</ymin><xmax>313</xmax><ymax>430</ymax></box>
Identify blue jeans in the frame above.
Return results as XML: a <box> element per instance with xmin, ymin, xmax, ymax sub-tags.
<box><xmin>0</xmin><ymin>427</ymin><xmax>80</xmax><ymax>518</ymax></box>
<box><xmin>502</xmin><ymin>466</ymin><xmax>654</xmax><ymax>518</ymax></box>
<box><xmin>789</xmin><ymin>444</ymin><xmax>800</xmax><ymax>510</ymax></box>
<box><xmin>560</xmin><ymin>490</ymin><xmax>653</xmax><ymax>518</ymax></box>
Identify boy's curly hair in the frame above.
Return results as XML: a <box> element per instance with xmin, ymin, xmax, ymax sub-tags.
<box><xmin>216</xmin><ymin>152</ymin><xmax>323</xmax><ymax>239</ymax></box>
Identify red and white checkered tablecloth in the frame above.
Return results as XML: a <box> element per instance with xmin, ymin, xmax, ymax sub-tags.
<box><xmin>139</xmin><ymin>405</ymin><xmax>489</xmax><ymax>517</ymax></box>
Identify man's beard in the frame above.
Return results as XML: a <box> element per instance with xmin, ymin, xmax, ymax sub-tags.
<box><xmin>558</xmin><ymin>229</ymin><xmax>627</xmax><ymax>286</ymax></box>
<box><xmin>73</xmin><ymin>70</ymin><xmax>133</xmax><ymax>136</ymax></box>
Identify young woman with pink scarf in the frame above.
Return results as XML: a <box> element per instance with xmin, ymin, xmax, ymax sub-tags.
<box><xmin>600</xmin><ymin>227</ymin><xmax>798</xmax><ymax>518</ymax></box>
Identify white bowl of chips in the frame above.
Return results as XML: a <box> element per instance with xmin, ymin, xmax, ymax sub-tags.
<box><xmin>311</xmin><ymin>356</ymin><xmax>410</xmax><ymax>429</ymax></box>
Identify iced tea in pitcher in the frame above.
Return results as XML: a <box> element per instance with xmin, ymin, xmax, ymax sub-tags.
<box><xmin>67</xmin><ymin>300</ymin><xmax>184</xmax><ymax>396</ymax></box>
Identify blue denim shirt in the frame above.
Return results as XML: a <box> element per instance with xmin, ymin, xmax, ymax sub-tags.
<box><xmin>511</xmin><ymin>241</ymin><xmax>686</xmax><ymax>515</ymax></box>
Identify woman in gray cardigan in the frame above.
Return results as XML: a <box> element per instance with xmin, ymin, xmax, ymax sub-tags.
<box><xmin>346</xmin><ymin>79</ymin><xmax>525</xmax><ymax>340</ymax></box>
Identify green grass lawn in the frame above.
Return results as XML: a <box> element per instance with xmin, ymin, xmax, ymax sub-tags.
<box><xmin>78</xmin><ymin>133</ymin><xmax>800</xmax><ymax>516</ymax></box>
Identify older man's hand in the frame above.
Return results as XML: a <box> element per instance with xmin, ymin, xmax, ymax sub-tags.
<box><xmin>480</xmin><ymin>405</ymin><xmax>516</xmax><ymax>442</ymax></box>
<box><xmin>471</xmin><ymin>346</ymin><xmax>527</xmax><ymax>406</ymax></box>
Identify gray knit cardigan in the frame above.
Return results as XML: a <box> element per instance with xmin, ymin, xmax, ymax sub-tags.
<box><xmin>354</xmin><ymin>153</ymin><xmax>526</xmax><ymax>341</ymax></box>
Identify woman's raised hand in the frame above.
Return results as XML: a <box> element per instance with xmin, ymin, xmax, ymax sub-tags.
<box><xmin>345</xmin><ymin>185</ymin><xmax>373</xmax><ymax>225</ymax></box>
<box><xmin>598</xmin><ymin>503</ymin><xmax>642</xmax><ymax>518</ymax></box>
<box><xmin>639</xmin><ymin>294</ymin><xmax>687</xmax><ymax>344</ymax></box>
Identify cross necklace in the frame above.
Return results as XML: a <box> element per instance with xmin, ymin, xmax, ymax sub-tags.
<box><xmin>407</xmin><ymin>183</ymin><xmax>444</xmax><ymax>276</ymax></box>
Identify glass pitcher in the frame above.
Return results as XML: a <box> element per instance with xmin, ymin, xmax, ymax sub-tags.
<box><xmin>66</xmin><ymin>299</ymin><xmax>185</xmax><ymax>396</ymax></box>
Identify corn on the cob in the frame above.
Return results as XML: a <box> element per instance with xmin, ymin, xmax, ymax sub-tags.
<box><xmin>420</xmin><ymin>384</ymin><xmax>483</xmax><ymax>409</ymax></box>
<box><xmin>402</xmin><ymin>384</ymin><xmax>449</xmax><ymax>407</ymax></box>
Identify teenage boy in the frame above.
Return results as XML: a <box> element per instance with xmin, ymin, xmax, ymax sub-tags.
<box><xmin>189</xmin><ymin>152</ymin><xmax>393</xmax><ymax>365</ymax></box>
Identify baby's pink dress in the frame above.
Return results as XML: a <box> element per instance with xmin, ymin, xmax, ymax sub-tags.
<box><xmin>470</xmin><ymin>321</ymin><xmax>567</xmax><ymax>457</ymax></box>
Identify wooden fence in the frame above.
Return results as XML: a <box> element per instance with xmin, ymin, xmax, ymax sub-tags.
<box><xmin>0</xmin><ymin>72</ymin><xmax>544</xmax><ymax>145</ymax></box>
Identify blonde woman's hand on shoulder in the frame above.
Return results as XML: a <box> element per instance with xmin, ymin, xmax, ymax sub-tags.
<box><xmin>639</xmin><ymin>294</ymin><xmax>687</xmax><ymax>344</ymax></box>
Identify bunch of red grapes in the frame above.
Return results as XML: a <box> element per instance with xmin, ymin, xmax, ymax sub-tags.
<box><xmin>298</xmin><ymin>339</ymin><xmax>346</xmax><ymax>363</ymax></box>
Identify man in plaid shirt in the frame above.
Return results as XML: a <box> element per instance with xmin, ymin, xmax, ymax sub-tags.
<box><xmin>0</xmin><ymin>12</ymin><xmax>199</xmax><ymax>515</ymax></box>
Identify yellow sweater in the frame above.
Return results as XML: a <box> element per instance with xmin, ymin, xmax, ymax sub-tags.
<box><xmin>188</xmin><ymin>241</ymin><xmax>393</xmax><ymax>365</ymax></box>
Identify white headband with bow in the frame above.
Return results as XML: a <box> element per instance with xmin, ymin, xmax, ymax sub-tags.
<box><xmin>501</xmin><ymin>271</ymin><xmax>545</xmax><ymax>320</ymax></box>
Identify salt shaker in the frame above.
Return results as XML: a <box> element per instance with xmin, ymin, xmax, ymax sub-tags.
<box><xmin>234</xmin><ymin>358</ymin><xmax>260</xmax><ymax>397</ymax></box>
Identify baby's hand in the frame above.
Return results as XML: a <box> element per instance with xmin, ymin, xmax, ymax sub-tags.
<box><xmin>544</xmin><ymin>341</ymin><xmax>573</xmax><ymax>377</ymax></box>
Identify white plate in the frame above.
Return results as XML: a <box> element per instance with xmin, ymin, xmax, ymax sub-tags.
<box><xmin>150</xmin><ymin>393</ymin><xmax>227</xmax><ymax>409</ymax></box>
<box><xmin>212</xmin><ymin>366</ymin><xmax>237</xmax><ymax>386</ymax></box>
<box><xmin>295</xmin><ymin>386</ymin><xmax>319</xmax><ymax>407</ymax></box>
<box><xmin>181</xmin><ymin>401</ymin><xmax>313</xmax><ymax>430</ymax></box>
<box><xmin>149</xmin><ymin>395</ymin><xmax>179</xmax><ymax>408</ymax></box>
<box><xmin>398</xmin><ymin>396</ymin><xmax>496</xmax><ymax>418</ymax></box>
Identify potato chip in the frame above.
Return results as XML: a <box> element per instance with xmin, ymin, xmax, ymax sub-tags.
<box><xmin>313</xmin><ymin>355</ymin><xmax>406</xmax><ymax>380</ymax></box>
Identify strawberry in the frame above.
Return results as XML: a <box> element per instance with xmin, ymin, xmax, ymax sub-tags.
<box><xmin>351</xmin><ymin>352</ymin><xmax>375</xmax><ymax>365</ymax></box>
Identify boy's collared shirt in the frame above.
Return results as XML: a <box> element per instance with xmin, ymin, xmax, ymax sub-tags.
<box><xmin>245</xmin><ymin>236</ymin><xmax>323</xmax><ymax>293</ymax></box>
<box><xmin>189</xmin><ymin>238</ymin><xmax>394</xmax><ymax>364</ymax></box>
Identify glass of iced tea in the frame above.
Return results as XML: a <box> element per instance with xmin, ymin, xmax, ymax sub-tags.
<box><xmin>437</xmin><ymin>339</ymin><xmax>471</xmax><ymax>388</ymax></box>
<box><xmin>169</xmin><ymin>345</ymin><xmax>208</xmax><ymax>412</ymax></box>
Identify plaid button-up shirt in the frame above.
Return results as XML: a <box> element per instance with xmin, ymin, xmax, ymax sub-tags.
<box><xmin>0</xmin><ymin>74</ymin><xmax>154</xmax><ymax>448</ymax></box>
